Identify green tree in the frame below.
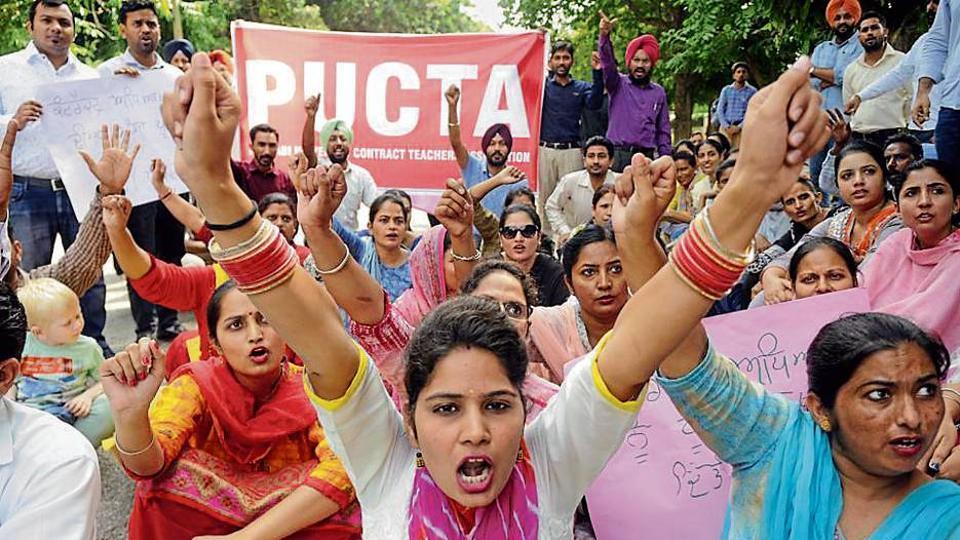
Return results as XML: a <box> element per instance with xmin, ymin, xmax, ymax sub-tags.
<box><xmin>502</xmin><ymin>0</ymin><xmax>932</xmax><ymax>139</ymax></box>
<box><xmin>313</xmin><ymin>0</ymin><xmax>486</xmax><ymax>33</ymax></box>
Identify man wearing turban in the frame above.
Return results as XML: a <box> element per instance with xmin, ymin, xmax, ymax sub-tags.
<box><xmin>597</xmin><ymin>11</ymin><xmax>672</xmax><ymax>172</ymax></box>
<box><xmin>300</xmin><ymin>117</ymin><xmax>379</xmax><ymax>230</ymax></box>
<box><xmin>161</xmin><ymin>39</ymin><xmax>194</xmax><ymax>72</ymax></box>
<box><xmin>444</xmin><ymin>85</ymin><xmax>529</xmax><ymax>217</ymax></box>
<box><xmin>807</xmin><ymin>0</ymin><xmax>864</xmax><ymax>182</ymax></box>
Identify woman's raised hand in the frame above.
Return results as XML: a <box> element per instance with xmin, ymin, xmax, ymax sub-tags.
<box><xmin>295</xmin><ymin>163</ymin><xmax>347</xmax><ymax>231</ymax></box>
<box><xmin>435</xmin><ymin>178</ymin><xmax>475</xmax><ymax>239</ymax></box>
<box><xmin>613</xmin><ymin>153</ymin><xmax>677</xmax><ymax>241</ymax></box>
<box><xmin>161</xmin><ymin>52</ymin><xmax>241</xmax><ymax>187</ymax></box>
<box><xmin>100</xmin><ymin>339</ymin><xmax>165</xmax><ymax>415</ymax></box>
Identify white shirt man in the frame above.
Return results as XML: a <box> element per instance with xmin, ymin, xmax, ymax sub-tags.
<box><xmin>545</xmin><ymin>169</ymin><xmax>617</xmax><ymax>239</ymax></box>
<box><xmin>0</xmin><ymin>41</ymin><xmax>97</xmax><ymax>179</ymax></box>
<box><xmin>97</xmin><ymin>48</ymin><xmax>181</xmax><ymax>86</ymax></box>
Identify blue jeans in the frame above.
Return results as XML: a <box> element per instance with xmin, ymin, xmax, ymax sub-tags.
<box><xmin>936</xmin><ymin>108</ymin><xmax>960</xmax><ymax>172</ymax></box>
<box><xmin>9</xmin><ymin>179</ymin><xmax>111</xmax><ymax>356</ymax></box>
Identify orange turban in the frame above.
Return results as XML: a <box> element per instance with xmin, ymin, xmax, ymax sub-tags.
<box><xmin>625</xmin><ymin>34</ymin><xmax>660</xmax><ymax>68</ymax></box>
<box><xmin>825</xmin><ymin>0</ymin><xmax>861</xmax><ymax>24</ymax></box>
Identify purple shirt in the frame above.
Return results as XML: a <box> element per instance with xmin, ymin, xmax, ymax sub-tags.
<box><xmin>230</xmin><ymin>159</ymin><xmax>297</xmax><ymax>204</ymax></box>
<box><xmin>598</xmin><ymin>34</ymin><xmax>672</xmax><ymax>157</ymax></box>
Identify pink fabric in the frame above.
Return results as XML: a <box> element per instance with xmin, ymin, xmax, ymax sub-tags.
<box><xmin>862</xmin><ymin>228</ymin><xmax>960</xmax><ymax>355</ymax></box>
<box><xmin>393</xmin><ymin>225</ymin><xmax>448</xmax><ymax>325</ymax></box>
<box><xmin>528</xmin><ymin>302</ymin><xmax>588</xmax><ymax>384</ymax></box>
<box><xmin>625</xmin><ymin>34</ymin><xmax>660</xmax><ymax>68</ymax></box>
<box><xmin>408</xmin><ymin>443</ymin><xmax>538</xmax><ymax>539</ymax></box>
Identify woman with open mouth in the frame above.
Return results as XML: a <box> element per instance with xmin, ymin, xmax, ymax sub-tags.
<box><xmin>861</xmin><ymin>159</ymin><xmax>960</xmax><ymax>359</ymax></box>
<box><xmin>165</xmin><ymin>52</ymin><xmax>923</xmax><ymax>537</ymax></box>
<box><xmin>328</xmin><ymin>192</ymin><xmax>412</xmax><ymax>302</ymax></box>
<box><xmin>100</xmin><ymin>282</ymin><xmax>360</xmax><ymax>539</ymax></box>
<box><xmin>761</xmin><ymin>140</ymin><xmax>902</xmax><ymax>305</ymax></box>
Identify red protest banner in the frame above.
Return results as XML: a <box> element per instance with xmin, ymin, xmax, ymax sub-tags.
<box><xmin>231</xmin><ymin>22</ymin><xmax>546</xmax><ymax>207</ymax></box>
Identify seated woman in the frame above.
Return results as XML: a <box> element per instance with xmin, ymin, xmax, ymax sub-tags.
<box><xmin>761</xmin><ymin>140</ymin><xmax>902</xmax><ymax>304</ymax></box>
<box><xmin>332</xmin><ymin>192</ymin><xmax>412</xmax><ymax>301</ymax></box>
<box><xmin>297</xmin><ymin>174</ymin><xmax>558</xmax><ymax>414</ymax></box>
<box><xmin>788</xmin><ymin>237</ymin><xmax>858</xmax><ymax>300</ymax></box>
<box><xmin>163</xmin><ymin>51</ymin><xmax>838</xmax><ymax>538</ymax></box>
<box><xmin>100</xmin><ymin>282</ymin><xmax>360</xmax><ymax>539</ymax></box>
<box><xmin>862</xmin><ymin>159</ymin><xmax>960</xmax><ymax>357</ymax></box>
<box><xmin>498</xmin><ymin>204</ymin><xmax>569</xmax><ymax>307</ymax></box>
<box><xmin>528</xmin><ymin>225</ymin><xmax>630</xmax><ymax>384</ymax></box>
<box><xmin>688</xmin><ymin>138</ymin><xmax>727</xmax><ymax>214</ymax></box>
<box><xmin>590</xmin><ymin>185</ymin><xmax>615</xmax><ymax>227</ymax></box>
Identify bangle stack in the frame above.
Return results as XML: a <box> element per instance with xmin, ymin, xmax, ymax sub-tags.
<box><xmin>209</xmin><ymin>220</ymin><xmax>299</xmax><ymax>295</ymax></box>
<box><xmin>669</xmin><ymin>208</ymin><xmax>755</xmax><ymax>300</ymax></box>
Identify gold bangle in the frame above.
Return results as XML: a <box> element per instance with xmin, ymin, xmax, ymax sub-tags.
<box><xmin>699</xmin><ymin>208</ymin><xmax>756</xmax><ymax>265</ymax></box>
<box><xmin>209</xmin><ymin>219</ymin><xmax>272</xmax><ymax>261</ymax></box>
<box><xmin>115</xmin><ymin>432</ymin><xmax>157</xmax><ymax>457</ymax></box>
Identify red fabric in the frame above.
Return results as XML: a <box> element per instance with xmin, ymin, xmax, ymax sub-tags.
<box><xmin>295</xmin><ymin>244</ymin><xmax>311</xmax><ymax>264</ymax></box>
<box><xmin>231</xmin><ymin>159</ymin><xmax>297</xmax><ymax>204</ymax></box>
<box><xmin>164</xmin><ymin>329</ymin><xmax>198</xmax><ymax>380</ymax></box>
<box><xmin>825</xmin><ymin>0</ymin><xmax>861</xmax><ymax>24</ymax></box>
<box><xmin>130</xmin><ymin>256</ymin><xmax>218</xmax><ymax>359</ymax></box>
<box><xmin>171</xmin><ymin>359</ymin><xmax>317</xmax><ymax>464</ymax></box>
<box><xmin>128</xmin><ymin>488</ymin><xmax>360</xmax><ymax>540</ymax></box>
<box><xmin>195</xmin><ymin>225</ymin><xmax>214</xmax><ymax>245</ymax></box>
<box><xmin>625</xmin><ymin>34</ymin><xmax>660</xmax><ymax>68</ymax></box>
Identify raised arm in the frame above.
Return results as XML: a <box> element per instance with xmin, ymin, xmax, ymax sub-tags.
<box><xmin>302</xmin><ymin>94</ymin><xmax>321</xmax><ymax>168</ymax></box>
<box><xmin>586</xmin><ymin>53</ymin><xmax>605</xmax><ymax>110</ymax></box>
<box><xmin>434</xmin><ymin>178</ymin><xmax>479</xmax><ymax>289</ymax></box>
<box><xmin>150</xmin><ymin>159</ymin><xmax>205</xmax><ymax>234</ymax></box>
<box><xmin>596</xmin><ymin>57</ymin><xmax>831</xmax><ymax>401</ymax></box>
<box><xmin>160</xmin><ymin>53</ymin><xmax>360</xmax><ymax>399</ymax></box>
<box><xmin>467</xmin><ymin>165</ymin><xmax>526</xmax><ymax>204</ymax></box>
<box><xmin>598</xmin><ymin>11</ymin><xmax>622</xmax><ymax>94</ymax></box>
<box><xmin>445</xmin><ymin>85</ymin><xmax>470</xmax><ymax>170</ymax></box>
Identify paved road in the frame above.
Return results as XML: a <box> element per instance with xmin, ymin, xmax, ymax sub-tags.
<box><xmin>96</xmin><ymin>266</ymin><xmax>198</xmax><ymax>539</ymax></box>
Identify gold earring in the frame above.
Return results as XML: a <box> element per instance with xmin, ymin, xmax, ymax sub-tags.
<box><xmin>819</xmin><ymin>419</ymin><xmax>832</xmax><ymax>432</ymax></box>
<box><xmin>517</xmin><ymin>448</ymin><xmax>524</xmax><ymax>463</ymax></box>
<box><xmin>416</xmin><ymin>451</ymin><xmax>425</xmax><ymax>468</ymax></box>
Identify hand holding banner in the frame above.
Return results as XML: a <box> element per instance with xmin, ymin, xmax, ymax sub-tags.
<box><xmin>35</xmin><ymin>71</ymin><xmax>188</xmax><ymax>217</ymax></box>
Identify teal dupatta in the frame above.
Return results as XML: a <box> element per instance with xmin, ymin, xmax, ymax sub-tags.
<box><xmin>736</xmin><ymin>405</ymin><xmax>960</xmax><ymax>539</ymax></box>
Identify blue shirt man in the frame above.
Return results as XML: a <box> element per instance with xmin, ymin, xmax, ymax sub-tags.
<box><xmin>916</xmin><ymin>0</ymin><xmax>960</xmax><ymax>169</ymax></box>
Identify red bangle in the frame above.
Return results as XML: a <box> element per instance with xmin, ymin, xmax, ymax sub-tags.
<box><xmin>219</xmin><ymin>226</ymin><xmax>299</xmax><ymax>294</ymax></box>
<box><xmin>670</xmin><ymin>221</ymin><xmax>748</xmax><ymax>300</ymax></box>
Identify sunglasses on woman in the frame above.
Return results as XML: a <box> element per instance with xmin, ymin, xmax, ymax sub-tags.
<box><xmin>499</xmin><ymin>224</ymin><xmax>539</xmax><ymax>239</ymax></box>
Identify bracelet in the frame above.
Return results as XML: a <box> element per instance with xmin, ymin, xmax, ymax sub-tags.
<box><xmin>215</xmin><ymin>225</ymin><xmax>300</xmax><ymax>295</ymax></box>
<box><xmin>315</xmin><ymin>242</ymin><xmax>351</xmax><ymax>275</ymax></box>
<box><xmin>209</xmin><ymin>220</ymin><xmax>273</xmax><ymax>261</ymax></box>
<box><xmin>451</xmin><ymin>238</ymin><xmax>484</xmax><ymax>262</ymax></box>
<box><xmin>115</xmin><ymin>432</ymin><xmax>157</xmax><ymax>457</ymax></box>
<box><xmin>159</xmin><ymin>190</ymin><xmax>173</xmax><ymax>202</ymax></box>
<box><xmin>700</xmin><ymin>207</ymin><xmax>756</xmax><ymax>265</ymax></box>
<box><xmin>448</xmin><ymin>122</ymin><xmax>460</xmax><ymax>127</ymax></box>
<box><xmin>206</xmin><ymin>202</ymin><xmax>258</xmax><ymax>232</ymax></box>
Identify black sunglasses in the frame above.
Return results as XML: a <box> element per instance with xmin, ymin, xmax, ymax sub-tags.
<box><xmin>500</xmin><ymin>224</ymin><xmax>539</xmax><ymax>239</ymax></box>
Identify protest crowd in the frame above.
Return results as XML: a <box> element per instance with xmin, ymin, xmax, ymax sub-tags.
<box><xmin>2</xmin><ymin>0</ymin><xmax>960</xmax><ymax>538</ymax></box>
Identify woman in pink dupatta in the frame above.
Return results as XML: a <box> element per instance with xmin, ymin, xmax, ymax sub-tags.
<box><xmin>862</xmin><ymin>160</ymin><xmax>960</xmax><ymax>356</ymax></box>
<box><xmin>299</xmin><ymin>179</ymin><xmax>559</xmax><ymax>415</ymax></box>
<box><xmin>529</xmin><ymin>225</ymin><xmax>631</xmax><ymax>384</ymax></box>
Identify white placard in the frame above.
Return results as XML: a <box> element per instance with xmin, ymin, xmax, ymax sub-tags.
<box><xmin>35</xmin><ymin>71</ymin><xmax>187</xmax><ymax>217</ymax></box>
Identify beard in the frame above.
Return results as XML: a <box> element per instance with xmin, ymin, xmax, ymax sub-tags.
<box><xmin>487</xmin><ymin>151</ymin><xmax>507</xmax><ymax>167</ymax></box>
<box><xmin>927</xmin><ymin>10</ymin><xmax>937</xmax><ymax>25</ymax></box>
<box><xmin>862</xmin><ymin>38</ymin><xmax>885</xmax><ymax>53</ymax></box>
<box><xmin>833</xmin><ymin>24</ymin><xmax>854</xmax><ymax>41</ymax></box>
<box><xmin>630</xmin><ymin>72</ymin><xmax>652</xmax><ymax>85</ymax></box>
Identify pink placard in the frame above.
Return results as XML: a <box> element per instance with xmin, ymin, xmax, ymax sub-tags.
<box><xmin>584</xmin><ymin>288</ymin><xmax>871</xmax><ymax>540</ymax></box>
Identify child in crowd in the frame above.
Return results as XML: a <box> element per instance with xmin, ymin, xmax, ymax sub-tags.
<box><xmin>11</xmin><ymin>278</ymin><xmax>113</xmax><ymax>446</ymax></box>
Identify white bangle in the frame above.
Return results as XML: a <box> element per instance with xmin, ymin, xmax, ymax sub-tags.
<box><xmin>115</xmin><ymin>432</ymin><xmax>157</xmax><ymax>457</ymax></box>
<box><xmin>451</xmin><ymin>238</ymin><xmax>484</xmax><ymax>262</ymax></box>
<box><xmin>315</xmin><ymin>242</ymin><xmax>351</xmax><ymax>275</ymax></box>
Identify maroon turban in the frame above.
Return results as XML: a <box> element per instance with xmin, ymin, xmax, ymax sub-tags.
<box><xmin>825</xmin><ymin>0</ymin><xmax>861</xmax><ymax>25</ymax></box>
<box><xmin>482</xmin><ymin>123</ymin><xmax>513</xmax><ymax>153</ymax></box>
<box><xmin>625</xmin><ymin>34</ymin><xmax>660</xmax><ymax>68</ymax></box>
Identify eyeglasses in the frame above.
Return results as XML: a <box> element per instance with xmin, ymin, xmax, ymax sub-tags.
<box><xmin>499</xmin><ymin>225</ymin><xmax>539</xmax><ymax>239</ymax></box>
<box><xmin>498</xmin><ymin>300</ymin><xmax>531</xmax><ymax>320</ymax></box>
<box><xmin>783</xmin><ymin>192</ymin><xmax>815</xmax><ymax>208</ymax></box>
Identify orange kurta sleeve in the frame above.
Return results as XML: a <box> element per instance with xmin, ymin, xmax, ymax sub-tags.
<box><xmin>303</xmin><ymin>423</ymin><xmax>356</xmax><ymax>510</ymax></box>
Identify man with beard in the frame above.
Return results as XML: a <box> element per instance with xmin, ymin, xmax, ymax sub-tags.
<box><xmin>715</xmin><ymin>62</ymin><xmax>757</xmax><ymax>149</ymax></box>
<box><xmin>0</xmin><ymin>1</ymin><xmax>109</xmax><ymax>354</ymax></box>
<box><xmin>230</xmin><ymin>124</ymin><xmax>296</xmax><ymax>205</ymax></box>
<box><xmin>304</xmin><ymin>117</ymin><xmax>378</xmax><ymax>230</ymax></box>
<box><xmin>808</xmin><ymin>0</ymin><xmax>863</xmax><ymax>185</ymax></box>
<box><xmin>841</xmin><ymin>11</ymin><xmax>909</xmax><ymax>148</ymax></box>
<box><xmin>446</xmin><ymin>85</ymin><xmax>528</xmax><ymax>217</ymax></box>
<box><xmin>915</xmin><ymin>0</ymin><xmax>960</xmax><ymax>171</ymax></box>
<box><xmin>545</xmin><ymin>135</ymin><xmax>617</xmax><ymax>243</ymax></box>
<box><xmin>849</xmin><ymin>2</ymin><xmax>941</xmax><ymax>143</ymax></box>
<box><xmin>100</xmin><ymin>0</ymin><xmax>186</xmax><ymax>343</ymax></box>
<box><xmin>597</xmin><ymin>11</ymin><xmax>672</xmax><ymax>173</ymax></box>
<box><xmin>538</xmin><ymin>41</ymin><xmax>603</xmax><ymax>237</ymax></box>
